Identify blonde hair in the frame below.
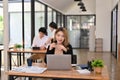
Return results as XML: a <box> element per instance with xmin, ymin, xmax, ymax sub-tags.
<box><xmin>54</xmin><ymin>27</ymin><xmax>69</xmax><ymax>47</ymax></box>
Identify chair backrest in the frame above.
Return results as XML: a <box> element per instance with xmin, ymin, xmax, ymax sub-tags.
<box><xmin>72</xmin><ymin>55</ymin><xmax>77</xmax><ymax>64</ymax></box>
<box><xmin>30</xmin><ymin>54</ymin><xmax>46</xmax><ymax>63</ymax></box>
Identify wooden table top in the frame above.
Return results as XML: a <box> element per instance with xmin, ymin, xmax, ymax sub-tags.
<box><xmin>7</xmin><ymin>49</ymin><xmax>47</xmax><ymax>53</ymax></box>
<box><xmin>6</xmin><ymin>64</ymin><xmax>109</xmax><ymax>80</ymax></box>
<box><xmin>0</xmin><ymin>45</ymin><xmax>13</xmax><ymax>51</ymax></box>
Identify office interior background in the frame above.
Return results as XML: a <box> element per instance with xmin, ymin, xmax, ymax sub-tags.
<box><xmin>0</xmin><ymin>0</ymin><xmax>120</xmax><ymax>80</ymax></box>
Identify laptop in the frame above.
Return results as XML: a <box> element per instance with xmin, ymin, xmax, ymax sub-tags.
<box><xmin>47</xmin><ymin>55</ymin><xmax>72</xmax><ymax>70</ymax></box>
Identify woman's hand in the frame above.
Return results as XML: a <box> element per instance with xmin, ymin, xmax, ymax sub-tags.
<box><xmin>40</xmin><ymin>45</ymin><xmax>46</xmax><ymax>50</ymax></box>
<box><xmin>49</xmin><ymin>43</ymin><xmax>56</xmax><ymax>50</ymax></box>
<box><xmin>57</xmin><ymin>45</ymin><xmax>67</xmax><ymax>52</ymax></box>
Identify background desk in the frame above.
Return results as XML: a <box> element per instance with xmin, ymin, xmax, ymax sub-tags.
<box><xmin>0</xmin><ymin>46</ymin><xmax>13</xmax><ymax>77</ymax></box>
<box><xmin>0</xmin><ymin>47</ymin><xmax>3</xmax><ymax>76</ymax></box>
<box><xmin>6</xmin><ymin>66</ymin><xmax>109</xmax><ymax>80</ymax></box>
<box><xmin>7</xmin><ymin>49</ymin><xmax>46</xmax><ymax>70</ymax></box>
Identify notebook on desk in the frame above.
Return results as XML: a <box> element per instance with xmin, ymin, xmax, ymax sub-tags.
<box><xmin>47</xmin><ymin>55</ymin><xmax>72</xmax><ymax>70</ymax></box>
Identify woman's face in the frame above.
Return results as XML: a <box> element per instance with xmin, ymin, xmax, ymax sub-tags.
<box><xmin>55</xmin><ymin>31</ymin><xmax>65</xmax><ymax>44</ymax></box>
<box><xmin>49</xmin><ymin>26</ymin><xmax>54</xmax><ymax>32</ymax></box>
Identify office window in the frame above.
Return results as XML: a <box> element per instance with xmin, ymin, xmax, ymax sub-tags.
<box><xmin>9</xmin><ymin>2</ymin><xmax>23</xmax><ymax>45</ymax></box>
<box><xmin>47</xmin><ymin>7</ymin><xmax>52</xmax><ymax>27</ymax></box>
<box><xmin>24</xmin><ymin>2</ymin><xmax>31</xmax><ymax>48</ymax></box>
<box><xmin>57</xmin><ymin>12</ymin><xmax>62</xmax><ymax>27</ymax></box>
<box><xmin>67</xmin><ymin>16</ymin><xmax>81</xmax><ymax>48</ymax></box>
<box><xmin>80</xmin><ymin>16</ymin><xmax>95</xmax><ymax>48</ymax></box>
<box><xmin>0</xmin><ymin>7</ymin><xmax>3</xmax><ymax>45</ymax></box>
<box><xmin>35</xmin><ymin>1</ymin><xmax>45</xmax><ymax>35</ymax></box>
<box><xmin>53</xmin><ymin>10</ymin><xmax>56</xmax><ymax>23</ymax></box>
<box><xmin>67</xmin><ymin>15</ymin><xmax>95</xmax><ymax>48</ymax></box>
<box><xmin>61</xmin><ymin>14</ymin><xmax>64</xmax><ymax>27</ymax></box>
<box><xmin>81</xmin><ymin>16</ymin><xmax>95</xmax><ymax>29</ymax></box>
<box><xmin>67</xmin><ymin>16</ymin><xmax>81</xmax><ymax>30</ymax></box>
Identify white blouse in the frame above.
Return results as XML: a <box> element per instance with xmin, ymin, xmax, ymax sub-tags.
<box><xmin>32</xmin><ymin>35</ymin><xmax>49</xmax><ymax>48</ymax></box>
<box><xmin>48</xmin><ymin>29</ymin><xmax>56</xmax><ymax>38</ymax></box>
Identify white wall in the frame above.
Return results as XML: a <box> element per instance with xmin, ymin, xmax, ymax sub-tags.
<box><xmin>96</xmin><ymin>0</ymin><xmax>111</xmax><ymax>51</ymax></box>
<box><xmin>64</xmin><ymin>0</ymin><xmax>96</xmax><ymax>15</ymax></box>
<box><xmin>111</xmin><ymin>0</ymin><xmax>119</xmax><ymax>9</ymax></box>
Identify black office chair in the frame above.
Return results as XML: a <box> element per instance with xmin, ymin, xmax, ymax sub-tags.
<box><xmin>72</xmin><ymin>55</ymin><xmax>77</xmax><ymax>64</ymax></box>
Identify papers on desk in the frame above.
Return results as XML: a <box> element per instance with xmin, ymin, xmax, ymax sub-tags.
<box><xmin>12</xmin><ymin>66</ymin><xmax>47</xmax><ymax>74</ymax></box>
<box><xmin>71</xmin><ymin>64</ymin><xmax>77</xmax><ymax>67</ymax></box>
<box><xmin>77</xmin><ymin>69</ymin><xmax>91</xmax><ymax>74</ymax></box>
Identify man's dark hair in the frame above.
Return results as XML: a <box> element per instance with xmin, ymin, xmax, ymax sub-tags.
<box><xmin>49</xmin><ymin>22</ymin><xmax>57</xmax><ymax>29</ymax></box>
<box><xmin>39</xmin><ymin>27</ymin><xmax>47</xmax><ymax>35</ymax></box>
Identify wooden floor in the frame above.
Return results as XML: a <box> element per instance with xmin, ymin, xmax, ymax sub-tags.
<box><xmin>73</xmin><ymin>49</ymin><xmax>120</xmax><ymax>80</ymax></box>
<box><xmin>1</xmin><ymin>49</ymin><xmax>120</xmax><ymax>80</ymax></box>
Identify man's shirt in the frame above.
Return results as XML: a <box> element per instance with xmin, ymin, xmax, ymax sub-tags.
<box><xmin>32</xmin><ymin>35</ymin><xmax>49</xmax><ymax>48</ymax></box>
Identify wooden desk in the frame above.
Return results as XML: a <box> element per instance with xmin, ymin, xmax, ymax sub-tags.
<box><xmin>6</xmin><ymin>64</ymin><xmax>109</xmax><ymax>80</ymax></box>
<box><xmin>8</xmin><ymin>49</ymin><xmax>46</xmax><ymax>53</ymax></box>
<box><xmin>0</xmin><ymin>47</ymin><xmax>4</xmax><ymax>76</ymax></box>
<box><xmin>0</xmin><ymin>46</ymin><xmax>13</xmax><ymax>76</ymax></box>
<box><xmin>7</xmin><ymin>49</ymin><xmax>46</xmax><ymax>70</ymax></box>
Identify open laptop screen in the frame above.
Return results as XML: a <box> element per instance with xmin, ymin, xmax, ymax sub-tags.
<box><xmin>47</xmin><ymin>55</ymin><xmax>72</xmax><ymax>70</ymax></box>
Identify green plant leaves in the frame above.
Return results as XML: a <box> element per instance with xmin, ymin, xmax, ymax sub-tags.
<box><xmin>14</xmin><ymin>44</ymin><xmax>22</xmax><ymax>48</ymax></box>
<box><xmin>91</xmin><ymin>59</ymin><xmax>104</xmax><ymax>67</ymax></box>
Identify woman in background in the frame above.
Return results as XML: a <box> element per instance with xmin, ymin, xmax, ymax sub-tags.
<box><xmin>48</xmin><ymin>22</ymin><xmax>57</xmax><ymax>39</ymax></box>
<box><xmin>45</xmin><ymin>22</ymin><xmax>57</xmax><ymax>46</ymax></box>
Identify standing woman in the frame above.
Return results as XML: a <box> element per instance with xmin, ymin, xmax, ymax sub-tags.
<box><xmin>46</xmin><ymin>22</ymin><xmax>57</xmax><ymax>44</ymax></box>
<box><xmin>46</xmin><ymin>27</ymin><xmax>73</xmax><ymax>62</ymax></box>
<box><xmin>48</xmin><ymin>22</ymin><xmax>57</xmax><ymax>39</ymax></box>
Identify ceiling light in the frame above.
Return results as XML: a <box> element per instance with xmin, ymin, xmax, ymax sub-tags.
<box><xmin>74</xmin><ymin>0</ymin><xmax>87</xmax><ymax>11</ymax></box>
<box><xmin>80</xmin><ymin>6</ymin><xmax>85</xmax><ymax>9</ymax></box>
<box><xmin>78</xmin><ymin>2</ymin><xmax>84</xmax><ymax>6</ymax></box>
<box><xmin>82</xmin><ymin>8</ymin><xmax>87</xmax><ymax>11</ymax></box>
<box><xmin>74</xmin><ymin>0</ymin><xmax>80</xmax><ymax>1</ymax></box>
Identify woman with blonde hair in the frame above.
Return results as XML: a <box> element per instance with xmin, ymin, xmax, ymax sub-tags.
<box><xmin>46</xmin><ymin>27</ymin><xmax>73</xmax><ymax>60</ymax></box>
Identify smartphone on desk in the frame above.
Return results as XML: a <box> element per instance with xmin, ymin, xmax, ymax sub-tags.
<box><xmin>32</xmin><ymin>47</ymin><xmax>40</xmax><ymax>50</ymax></box>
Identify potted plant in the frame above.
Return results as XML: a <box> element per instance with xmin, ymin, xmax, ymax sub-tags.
<box><xmin>91</xmin><ymin>59</ymin><xmax>104</xmax><ymax>74</ymax></box>
<box><xmin>14</xmin><ymin>44</ymin><xmax>22</xmax><ymax>50</ymax></box>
